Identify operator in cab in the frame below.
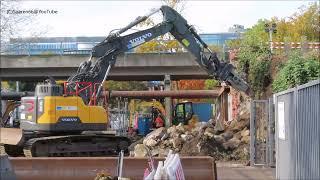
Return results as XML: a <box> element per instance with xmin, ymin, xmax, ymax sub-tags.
<box><xmin>155</xmin><ymin>114</ymin><xmax>164</xmax><ymax>128</ymax></box>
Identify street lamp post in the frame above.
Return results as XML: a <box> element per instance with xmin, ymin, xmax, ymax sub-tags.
<box><xmin>265</xmin><ymin>23</ymin><xmax>277</xmax><ymax>53</ymax></box>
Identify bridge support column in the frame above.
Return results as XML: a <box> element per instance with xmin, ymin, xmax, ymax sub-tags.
<box><xmin>0</xmin><ymin>78</ymin><xmax>2</xmax><ymax>118</ymax></box>
<box><xmin>164</xmin><ymin>75</ymin><xmax>172</xmax><ymax>127</ymax></box>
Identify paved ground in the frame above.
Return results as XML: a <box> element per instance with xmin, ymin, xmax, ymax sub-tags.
<box><xmin>216</xmin><ymin>162</ymin><xmax>275</xmax><ymax>180</ymax></box>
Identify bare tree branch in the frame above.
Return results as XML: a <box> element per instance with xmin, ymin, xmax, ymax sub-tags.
<box><xmin>0</xmin><ymin>0</ymin><xmax>49</xmax><ymax>52</ymax></box>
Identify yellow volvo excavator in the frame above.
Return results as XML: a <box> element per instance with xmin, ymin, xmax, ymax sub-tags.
<box><xmin>0</xmin><ymin>5</ymin><xmax>249</xmax><ymax>157</ymax></box>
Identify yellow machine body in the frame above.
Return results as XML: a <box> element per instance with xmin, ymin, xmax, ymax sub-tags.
<box><xmin>20</xmin><ymin>96</ymin><xmax>108</xmax><ymax>132</ymax></box>
<box><xmin>38</xmin><ymin>96</ymin><xmax>107</xmax><ymax>124</ymax></box>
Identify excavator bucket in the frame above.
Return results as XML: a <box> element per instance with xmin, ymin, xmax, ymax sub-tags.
<box><xmin>0</xmin><ymin>128</ymin><xmax>24</xmax><ymax>146</ymax></box>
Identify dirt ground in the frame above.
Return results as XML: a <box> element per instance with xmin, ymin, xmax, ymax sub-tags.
<box><xmin>216</xmin><ymin>162</ymin><xmax>275</xmax><ymax>180</ymax></box>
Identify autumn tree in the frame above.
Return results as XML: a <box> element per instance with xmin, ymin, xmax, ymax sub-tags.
<box><xmin>0</xmin><ymin>0</ymin><xmax>48</xmax><ymax>52</ymax></box>
<box><xmin>135</xmin><ymin>0</ymin><xmax>186</xmax><ymax>53</ymax></box>
<box><xmin>1</xmin><ymin>0</ymin><xmax>49</xmax><ymax>91</ymax></box>
<box><xmin>225</xmin><ymin>3</ymin><xmax>319</xmax><ymax>98</ymax></box>
<box><xmin>271</xmin><ymin>2</ymin><xmax>320</xmax><ymax>42</ymax></box>
<box><xmin>177</xmin><ymin>80</ymin><xmax>205</xmax><ymax>90</ymax></box>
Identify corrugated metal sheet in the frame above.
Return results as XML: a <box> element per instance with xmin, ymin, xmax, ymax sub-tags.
<box><xmin>274</xmin><ymin>79</ymin><xmax>320</xmax><ymax>180</ymax></box>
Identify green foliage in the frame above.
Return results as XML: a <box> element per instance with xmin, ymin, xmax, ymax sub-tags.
<box><xmin>242</xmin><ymin>19</ymin><xmax>269</xmax><ymax>47</ymax></box>
<box><xmin>227</xmin><ymin>3</ymin><xmax>319</xmax><ymax>98</ymax></box>
<box><xmin>204</xmin><ymin>79</ymin><xmax>219</xmax><ymax>90</ymax></box>
<box><xmin>237</xmin><ymin>45</ymin><xmax>271</xmax><ymax>98</ymax></box>
<box><xmin>272</xmin><ymin>51</ymin><xmax>320</xmax><ymax>92</ymax></box>
<box><xmin>225</xmin><ymin>39</ymin><xmax>241</xmax><ymax>49</ymax></box>
<box><xmin>235</xmin><ymin>20</ymin><xmax>272</xmax><ymax>98</ymax></box>
<box><xmin>105</xmin><ymin>81</ymin><xmax>148</xmax><ymax>91</ymax></box>
<box><xmin>105</xmin><ymin>81</ymin><xmax>148</xmax><ymax>108</ymax></box>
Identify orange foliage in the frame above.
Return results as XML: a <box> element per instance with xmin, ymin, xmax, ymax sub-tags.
<box><xmin>177</xmin><ymin>80</ymin><xmax>206</xmax><ymax>102</ymax></box>
<box><xmin>178</xmin><ymin>80</ymin><xmax>205</xmax><ymax>90</ymax></box>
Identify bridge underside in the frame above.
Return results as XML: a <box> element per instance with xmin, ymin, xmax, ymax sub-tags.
<box><xmin>0</xmin><ymin>53</ymin><xmax>215</xmax><ymax>81</ymax></box>
<box><xmin>0</xmin><ymin>66</ymin><xmax>210</xmax><ymax>81</ymax></box>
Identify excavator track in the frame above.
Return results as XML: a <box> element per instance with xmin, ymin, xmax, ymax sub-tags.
<box><xmin>0</xmin><ymin>143</ymin><xmax>23</xmax><ymax>157</ymax></box>
<box><xmin>23</xmin><ymin>135</ymin><xmax>130</xmax><ymax>157</ymax></box>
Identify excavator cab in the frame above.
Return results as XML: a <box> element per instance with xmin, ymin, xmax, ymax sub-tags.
<box><xmin>173</xmin><ymin>102</ymin><xmax>194</xmax><ymax>125</ymax></box>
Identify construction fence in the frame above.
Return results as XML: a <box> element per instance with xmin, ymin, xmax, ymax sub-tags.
<box><xmin>274</xmin><ymin>79</ymin><xmax>320</xmax><ymax>179</ymax></box>
<box><xmin>250</xmin><ymin>79</ymin><xmax>320</xmax><ymax>180</ymax></box>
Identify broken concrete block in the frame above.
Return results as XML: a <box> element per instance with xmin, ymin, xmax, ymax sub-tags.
<box><xmin>167</xmin><ymin>125</ymin><xmax>176</xmax><ymax>135</ymax></box>
<box><xmin>213</xmin><ymin>135</ymin><xmax>225</xmax><ymax>144</ymax></box>
<box><xmin>241</xmin><ymin>135</ymin><xmax>250</xmax><ymax>144</ymax></box>
<box><xmin>221</xmin><ymin>131</ymin><xmax>234</xmax><ymax>141</ymax></box>
<box><xmin>133</xmin><ymin>144</ymin><xmax>147</xmax><ymax>157</ymax></box>
<box><xmin>204</xmin><ymin>127</ymin><xmax>215</xmax><ymax>138</ymax></box>
<box><xmin>233</xmin><ymin>131</ymin><xmax>242</xmax><ymax>139</ymax></box>
<box><xmin>181</xmin><ymin>134</ymin><xmax>193</xmax><ymax>141</ymax></box>
<box><xmin>240</xmin><ymin>129</ymin><xmax>250</xmax><ymax>137</ymax></box>
<box><xmin>143</xmin><ymin>127</ymin><xmax>166</xmax><ymax>146</ymax></box>
<box><xmin>176</xmin><ymin>123</ymin><xmax>185</xmax><ymax>133</ymax></box>
<box><xmin>143</xmin><ymin>138</ymin><xmax>158</xmax><ymax>147</ymax></box>
<box><xmin>239</xmin><ymin>109</ymin><xmax>250</xmax><ymax>121</ymax></box>
<box><xmin>172</xmin><ymin>137</ymin><xmax>183</xmax><ymax>149</ymax></box>
<box><xmin>161</xmin><ymin>133</ymin><xmax>169</xmax><ymax>141</ymax></box>
<box><xmin>223</xmin><ymin>137</ymin><xmax>241</xmax><ymax>150</ymax></box>
<box><xmin>146</xmin><ymin>127</ymin><xmax>166</xmax><ymax>140</ymax></box>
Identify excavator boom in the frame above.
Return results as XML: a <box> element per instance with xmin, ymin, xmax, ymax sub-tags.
<box><xmin>67</xmin><ymin>5</ymin><xmax>250</xmax><ymax>103</ymax></box>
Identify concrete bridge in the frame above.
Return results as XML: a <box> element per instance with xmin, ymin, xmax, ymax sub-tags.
<box><xmin>0</xmin><ymin>53</ymin><xmax>210</xmax><ymax>81</ymax></box>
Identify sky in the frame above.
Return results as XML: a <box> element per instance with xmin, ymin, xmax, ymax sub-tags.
<box><xmin>16</xmin><ymin>0</ymin><xmax>317</xmax><ymax>37</ymax></box>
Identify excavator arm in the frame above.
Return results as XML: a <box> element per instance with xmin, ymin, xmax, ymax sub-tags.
<box><xmin>67</xmin><ymin>6</ymin><xmax>250</xmax><ymax>102</ymax></box>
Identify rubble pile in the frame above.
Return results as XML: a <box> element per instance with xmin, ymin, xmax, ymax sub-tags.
<box><xmin>131</xmin><ymin>109</ymin><xmax>251</xmax><ymax>162</ymax></box>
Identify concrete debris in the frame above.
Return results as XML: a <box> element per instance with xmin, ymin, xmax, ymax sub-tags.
<box><xmin>167</xmin><ymin>126</ymin><xmax>176</xmax><ymax>135</ymax></box>
<box><xmin>213</xmin><ymin>135</ymin><xmax>225</xmax><ymax>144</ymax></box>
<box><xmin>144</xmin><ymin>138</ymin><xmax>157</xmax><ymax>147</ymax></box>
<box><xmin>241</xmin><ymin>135</ymin><xmax>250</xmax><ymax>144</ymax></box>
<box><xmin>221</xmin><ymin>131</ymin><xmax>234</xmax><ymax>141</ymax></box>
<box><xmin>160</xmin><ymin>133</ymin><xmax>169</xmax><ymax>141</ymax></box>
<box><xmin>233</xmin><ymin>131</ymin><xmax>242</xmax><ymax>139</ymax></box>
<box><xmin>239</xmin><ymin>109</ymin><xmax>250</xmax><ymax>121</ymax></box>
<box><xmin>130</xmin><ymin>115</ymin><xmax>251</xmax><ymax>162</ymax></box>
<box><xmin>146</xmin><ymin>127</ymin><xmax>166</xmax><ymax>140</ymax></box>
<box><xmin>133</xmin><ymin>144</ymin><xmax>147</xmax><ymax>157</ymax></box>
<box><xmin>176</xmin><ymin>123</ymin><xmax>185</xmax><ymax>133</ymax></box>
<box><xmin>231</xmin><ymin>119</ymin><xmax>250</xmax><ymax>132</ymax></box>
<box><xmin>223</xmin><ymin>137</ymin><xmax>241</xmax><ymax>150</ymax></box>
<box><xmin>172</xmin><ymin>137</ymin><xmax>183</xmax><ymax>149</ymax></box>
<box><xmin>143</xmin><ymin>127</ymin><xmax>166</xmax><ymax>147</ymax></box>
<box><xmin>240</xmin><ymin>128</ymin><xmax>250</xmax><ymax>137</ymax></box>
<box><xmin>181</xmin><ymin>134</ymin><xmax>193</xmax><ymax>141</ymax></box>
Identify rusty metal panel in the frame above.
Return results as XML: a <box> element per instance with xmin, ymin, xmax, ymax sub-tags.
<box><xmin>10</xmin><ymin>156</ymin><xmax>216</xmax><ymax>180</ymax></box>
<box><xmin>275</xmin><ymin>79</ymin><xmax>320</xmax><ymax>179</ymax></box>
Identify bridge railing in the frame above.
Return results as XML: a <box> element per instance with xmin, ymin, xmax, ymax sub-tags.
<box><xmin>1</xmin><ymin>42</ymin><xmax>98</xmax><ymax>55</ymax></box>
<box><xmin>1</xmin><ymin>40</ymin><xmax>188</xmax><ymax>55</ymax></box>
